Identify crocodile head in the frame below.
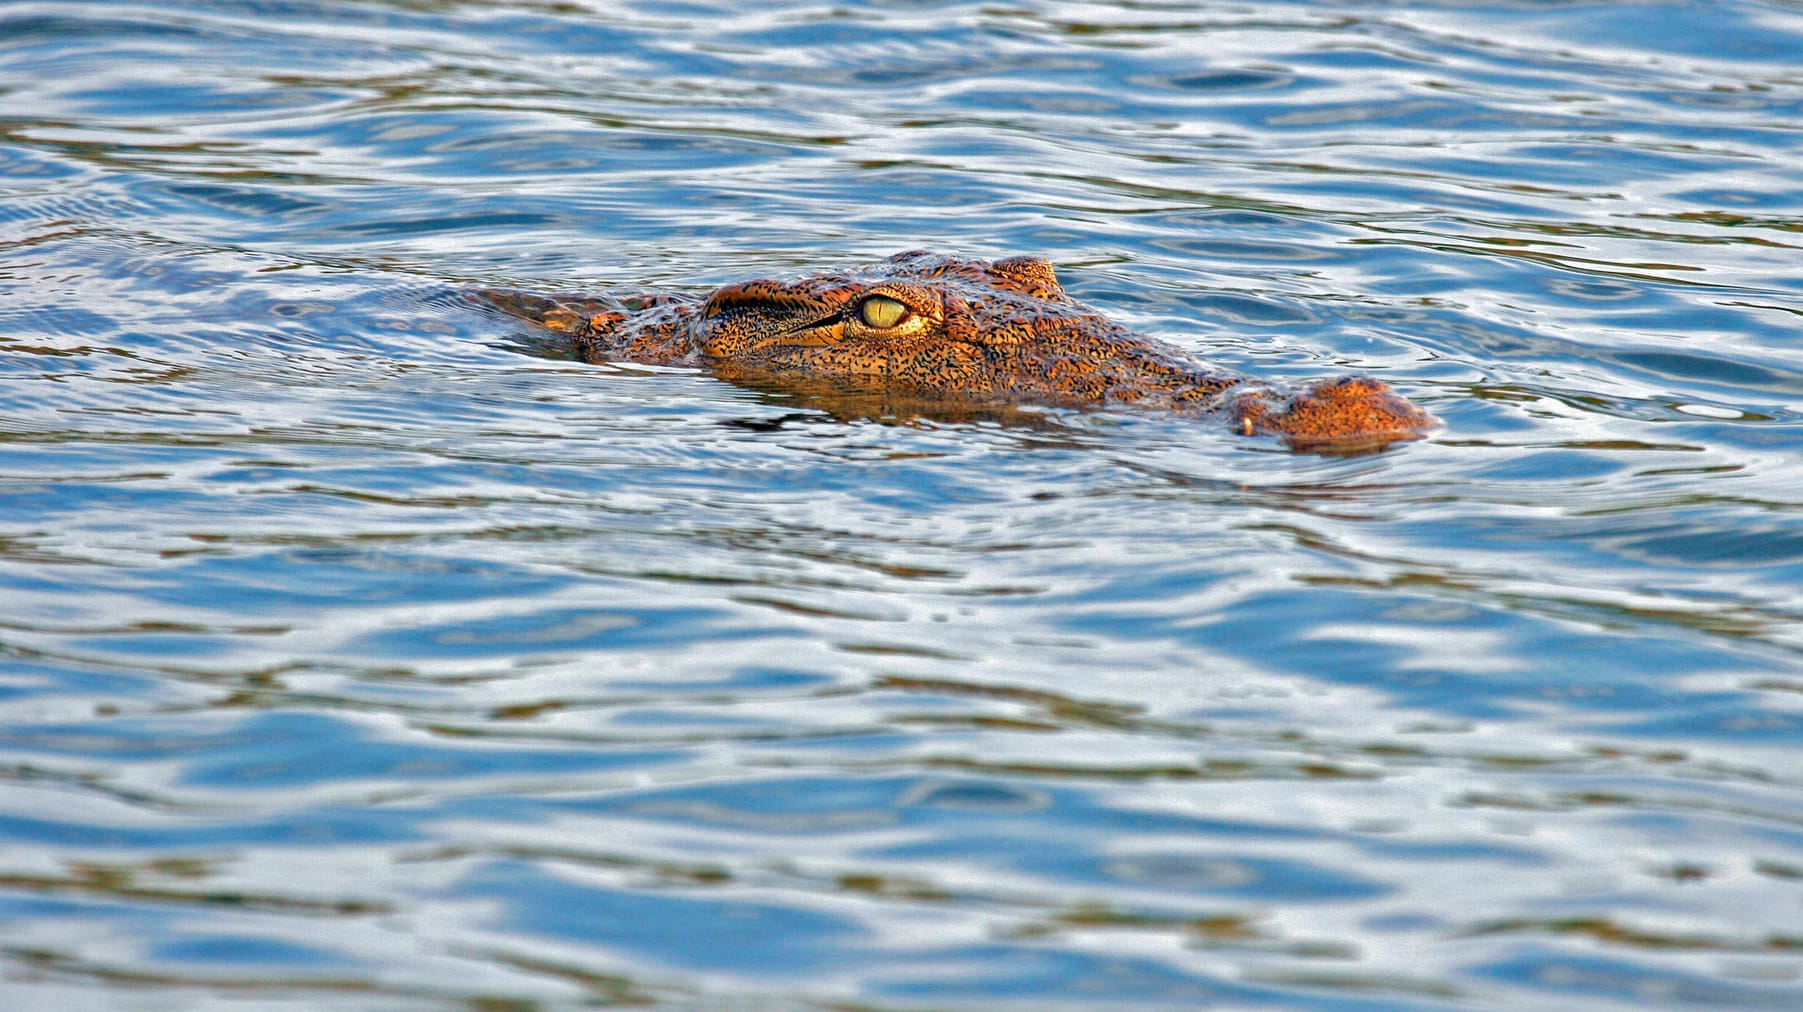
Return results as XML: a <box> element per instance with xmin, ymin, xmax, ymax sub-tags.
<box><xmin>477</xmin><ymin>251</ymin><xmax>1437</xmax><ymax>449</ymax></box>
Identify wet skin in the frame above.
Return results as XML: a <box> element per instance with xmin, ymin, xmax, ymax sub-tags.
<box><xmin>477</xmin><ymin>251</ymin><xmax>1436</xmax><ymax>450</ymax></box>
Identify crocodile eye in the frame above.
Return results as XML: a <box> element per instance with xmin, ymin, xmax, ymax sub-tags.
<box><xmin>858</xmin><ymin>295</ymin><xmax>909</xmax><ymax>329</ymax></box>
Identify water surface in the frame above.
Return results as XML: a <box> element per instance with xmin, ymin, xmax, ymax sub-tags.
<box><xmin>3</xmin><ymin>0</ymin><xmax>1803</xmax><ymax>1007</ymax></box>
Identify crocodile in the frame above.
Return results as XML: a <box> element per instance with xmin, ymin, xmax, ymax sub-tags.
<box><xmin>477</xmin><ymin>250</ymin><xmax>1436</xmax><ymax>449</ymax></box>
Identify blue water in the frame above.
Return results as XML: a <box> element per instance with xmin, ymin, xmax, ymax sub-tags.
<box><xmin>3</xmin><ymin>0</ymin><xmax>1803</xmax><ymax>1007</ymax></box>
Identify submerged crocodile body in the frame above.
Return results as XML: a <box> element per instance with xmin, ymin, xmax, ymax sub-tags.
<box><xmin>478</xmin><ymin>251</ymin><xmax>1435</xmax><ymax>449</ymax></box>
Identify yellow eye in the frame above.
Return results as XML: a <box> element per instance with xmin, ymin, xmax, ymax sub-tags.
<box><xmin>858</xmin><ymin>295</ymin><xmax>909</xmax><ymax>329</ymax></box>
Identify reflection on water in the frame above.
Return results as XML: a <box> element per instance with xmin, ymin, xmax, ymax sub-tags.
<box><xmin>4</xmin><ymin>0</ymin><xmax>1803</xmax><ymax>1006</ymax></box>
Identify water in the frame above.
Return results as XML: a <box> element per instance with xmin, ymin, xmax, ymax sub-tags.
<box><xmin>3</xmin><ymin>0</ymin><xmax>1803</xmax><ymax>1007</ymax></box>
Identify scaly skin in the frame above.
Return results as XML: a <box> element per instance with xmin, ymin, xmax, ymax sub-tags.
<box><xmin>477</xmin><ymin>251</ymin><xmax>1436</xmax><ymax>449</ymax></box>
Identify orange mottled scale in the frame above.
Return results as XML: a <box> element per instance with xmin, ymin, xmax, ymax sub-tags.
<box><xmin>476</xmin><ymin>251</ymin><xmax>1435</xmax><ymax>448</ymax></box>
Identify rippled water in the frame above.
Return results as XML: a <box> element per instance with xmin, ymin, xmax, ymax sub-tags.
<box><xmin>4</xmin><ymin>0</ymin><xmax>1803</xmax><ymax>1007</ymax></box>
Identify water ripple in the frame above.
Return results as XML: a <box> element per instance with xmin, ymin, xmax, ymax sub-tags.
<box><xmin>3</xmin><ymin>0</ymin><xmax>1803</xmax><ymax>1007</ymax></box>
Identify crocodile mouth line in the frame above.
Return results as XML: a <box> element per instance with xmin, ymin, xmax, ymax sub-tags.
<box><xmin>745</xmin><ymin>311</ymin><xmax>847</xmax><ymax>351</ymax></box>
